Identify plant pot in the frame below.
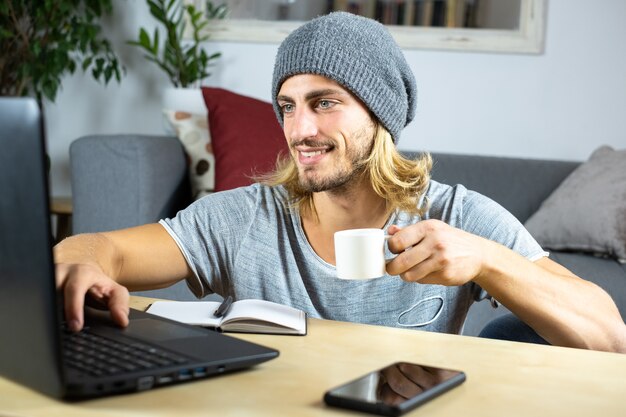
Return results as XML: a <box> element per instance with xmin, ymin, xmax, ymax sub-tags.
<box><xmin>162</xmin><ymin>87</ymin><xmax>207</xmax><ymax>134</ymax></box>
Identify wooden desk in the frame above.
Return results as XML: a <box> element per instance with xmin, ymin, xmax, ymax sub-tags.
<box><xmin>1</xmin><ymin>296</ymin><xmax>625</xmax><ymax>417</ymax></box>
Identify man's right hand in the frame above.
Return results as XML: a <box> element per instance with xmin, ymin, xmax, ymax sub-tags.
<box><xmin>53</xmin><ymin>224</ymin><xmax>191</xmax><ymax>332</ymax></box>
<box><xmin>55</xmin><ymin>262</ymin><xmax>130</xmax><ymax>332</ymax></box>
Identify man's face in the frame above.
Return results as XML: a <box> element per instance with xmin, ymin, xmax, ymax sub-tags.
<box><xmin>276</xmin><ymin>74</ymin><xmax>376</xmax><ymax>193</ymax></box>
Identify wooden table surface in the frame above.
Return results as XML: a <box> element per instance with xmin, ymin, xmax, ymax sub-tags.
<box><xmin>0</xmin><ymin>296</ymin><xmax>625</xmax><ymax>417</ymax></box>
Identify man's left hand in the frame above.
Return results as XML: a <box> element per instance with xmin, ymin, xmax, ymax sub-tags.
<box><xmin>385</xmin><ymin>220</ymin><xmax>489</xmax><ymax>286</ymax></box>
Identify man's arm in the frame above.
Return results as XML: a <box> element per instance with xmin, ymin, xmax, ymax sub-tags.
<box><xmin>54</xmin><ymin>223</ymin><xmax>191</xmax><ymax>331</ymax></box>
<box><xmin>385</xmin><ymin>221</ymin><xmax>626</xmax><ymax>353</ymax></box>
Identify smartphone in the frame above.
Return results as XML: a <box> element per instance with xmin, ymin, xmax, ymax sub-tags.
<box><xmin>323</xmin><ymin>362</ymin><xmax>466</xmax><ymax>416</ymax></box>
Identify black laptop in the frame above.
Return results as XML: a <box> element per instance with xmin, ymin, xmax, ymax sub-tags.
<box><xmin>0</xmin><ymin>97</ymin><xmax>279</xmax><ymax>400</ymax></box>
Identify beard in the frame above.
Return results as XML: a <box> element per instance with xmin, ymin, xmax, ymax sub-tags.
<box><xmin>294</xmin><ymin>124</ymin><xmax>374</xmax><ymax>193</ymax></box>
<box><xmin>299</xmin><ymin>160</ymin><xmax>366</xmax><ymax>193</ymax></box>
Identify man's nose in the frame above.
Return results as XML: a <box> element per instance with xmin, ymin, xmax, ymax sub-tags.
<box><xmin>286</xmin><ymin>107</ymin><xmax>318</xmax><ymax>142</ymax></box>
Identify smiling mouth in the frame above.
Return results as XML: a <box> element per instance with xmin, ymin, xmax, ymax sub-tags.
<box><xmin>301</xmin><ymin>149</ymin><xmax>327</xmax><ymax>158</ymax></box>
<box><xmin>295</xmin><ymin>146</ymin><xmax>333</xmax><ymax>166</ymax></box>
<box><xmin>292</xmin><ymin>139</ymin><xmax>335</xmax><ymax>163</ymax></box>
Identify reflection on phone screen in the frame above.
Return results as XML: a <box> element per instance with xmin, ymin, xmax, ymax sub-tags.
<box><xmin>329</xmin><ymin>362</ymin><xmax>463</xmax><ymax>407</ymax></box>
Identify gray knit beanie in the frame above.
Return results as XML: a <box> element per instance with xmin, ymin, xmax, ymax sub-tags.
<box><xmin>272</xmin><ymin>11</ymin><xmax>416</xmax><ymax>144</ymax></box>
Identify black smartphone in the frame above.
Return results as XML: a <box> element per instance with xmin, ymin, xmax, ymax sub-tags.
<box><xmin>323</xmin><ymin>362</ymin><xmax>466</xmax><ymax>416</ymax></box>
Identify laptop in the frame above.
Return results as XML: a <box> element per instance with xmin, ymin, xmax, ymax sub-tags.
<box><xmin>0</xmin><ymin>97</ymin><xmax>279</xmax><ymax>400</ymax></box>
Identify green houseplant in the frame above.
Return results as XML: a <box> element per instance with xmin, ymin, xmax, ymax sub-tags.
<box><xmin>0</xmin><ymin>0</ymin><xmax>123</xmax><ymax>106</ymax></box>
<box><xmin>128</xmin><ymin>0</ymin><xmax>227</xmax><ymax>88</ymax></box>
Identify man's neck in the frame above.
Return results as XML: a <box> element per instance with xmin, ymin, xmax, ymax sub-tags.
<box><xmin>300</xmin><ymin>177</ymin><xmax>390</xmax><ymax>265</ymax></box>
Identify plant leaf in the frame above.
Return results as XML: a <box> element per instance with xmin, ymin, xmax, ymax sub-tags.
<box><xmin>139</xmin><ymin>28</ymin><xmax>151</xmax><ymax>49</ymax></box>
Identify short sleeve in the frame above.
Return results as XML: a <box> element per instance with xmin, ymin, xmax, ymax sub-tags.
<box><xmin>462</xmin><ymin>190</ymin><xmax>548</xmax><ymax>261</ymax></box>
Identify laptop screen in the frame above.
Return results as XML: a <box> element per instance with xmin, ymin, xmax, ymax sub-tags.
<box><xmin>0</xmin><ymin>97</ymin><xmax>66</xmax><ymax>397</ymax></box>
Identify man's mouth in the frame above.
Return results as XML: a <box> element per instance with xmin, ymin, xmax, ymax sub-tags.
<box><xmin>301</xmin><ymin>149</ymin><xmax>327</xmax><ymax>158</ymax></box>
<box><xmin>295</xmin><ymin>144</ymin><xmax>334</xmax><ymax>165</ymax></box>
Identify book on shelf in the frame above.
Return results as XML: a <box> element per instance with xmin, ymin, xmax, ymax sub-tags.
<box><xmin>431</xmin><ymin>0</ymin><xmax>446</xmax><ymax>26</ymax></box>
<box><xmin>376</xmin><ymin>0</ymin><xmax>436</xmax><ymax>27</ymax></box>
<box><xmin>403</xmin><ymin>0</ymin><xmax>416</xmax><ymax>26</ymax></box>
<box><xmin>412</xmin><ymin>0</ymin><xmax>435</xmax><ymax>27</ymax></box>
<box><xmin>332</xmin><ymin>0</ymin><xmax>376</xmax><ymax>17</ymax></box>
<box><xmin>146</xmin><ymin>299</ymin><xmax>307</xmax><ymax>336</ymax></box>
<box><xmin>445</xmin><ymin>0</ymin><xmax>467</xmax><ymax>28</ymax></box>
<box><xmin>331</xmin><ymin>1</ymin><xmax>469</xmax><ymax>28</ymax></box>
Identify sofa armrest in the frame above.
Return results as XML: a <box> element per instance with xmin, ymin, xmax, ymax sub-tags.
<box><xmin>70</xmin><ymin>134</ymin><xmax>191</xmax><ymax>234</ymax></box>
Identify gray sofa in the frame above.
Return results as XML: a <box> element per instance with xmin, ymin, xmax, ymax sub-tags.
<box><xmin>69</xmin><ymin>134</ymin><xmax>626</xmax><ymax>337</ymax></box>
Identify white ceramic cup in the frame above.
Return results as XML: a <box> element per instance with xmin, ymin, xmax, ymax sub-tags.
<box><xmin>334</xmin><ymin>228</ymin><xmax>389</xmax><ymax>280</ymax></box>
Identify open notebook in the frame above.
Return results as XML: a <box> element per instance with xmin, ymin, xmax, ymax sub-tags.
<box><xmin>147</xmin><ymin>299</ymin><xmax>307</xmax><ymax>335</ymax></box>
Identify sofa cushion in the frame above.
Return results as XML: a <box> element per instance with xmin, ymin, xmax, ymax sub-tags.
<box><xmin>201</xmin><ymin>87</ymin><xmax>288</xmax><ymax>192</ymax></box>
<box><xmin>525</xmin><ymin>146</ymin><xmax>626</xmax><ymax>262</ymax></box>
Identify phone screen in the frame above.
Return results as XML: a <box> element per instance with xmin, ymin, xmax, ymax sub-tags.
<box><xmin>324</xmin><ymin>362</ymin><xmax>465</xmax><ymax>416</ymax></box>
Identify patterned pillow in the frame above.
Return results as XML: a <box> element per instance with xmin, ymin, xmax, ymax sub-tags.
<box><xmin>163</xmin><ymin>110</ymin><xmax>214</xmax><ymax>200</ymax></box>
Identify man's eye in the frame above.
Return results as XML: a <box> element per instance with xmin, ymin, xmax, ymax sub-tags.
<box><xmin>281</xmin><ymin>103</ymin><xmax>294</xmax><ymax>113</ymax></box>
<box><xmin>318</xmin><ymin>100</ymin><xmax>333</xmax><ymax>109</ymax></box>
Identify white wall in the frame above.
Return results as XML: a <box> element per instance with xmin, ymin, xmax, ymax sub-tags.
<box><xmin>45</xmin><ymin>0</ymin><xmax>626</xmax><ymax>197</ymax></box>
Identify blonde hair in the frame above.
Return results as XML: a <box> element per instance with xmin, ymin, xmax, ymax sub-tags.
<box><xmin>257</xmin><ymin>123</ymin><xmax>432</xmax><ymax>218</ymax></box>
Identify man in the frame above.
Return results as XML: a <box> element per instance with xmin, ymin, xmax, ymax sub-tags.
<box><xmin>55</xmin><ymin>12</ymin><xmax>625</xmax><ymax>352</ymax></box>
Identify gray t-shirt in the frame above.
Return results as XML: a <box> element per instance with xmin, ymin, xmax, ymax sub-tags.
<box><xmin>160</xmin><ymin>180</ymin><xmax>547</xmax><ymax>335</ymax></box>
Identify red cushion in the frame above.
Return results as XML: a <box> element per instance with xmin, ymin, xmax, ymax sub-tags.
<box><xmin>201</xmin><ymin>87</ymin><xmax>288</xmax><ymax>192</ymax></box>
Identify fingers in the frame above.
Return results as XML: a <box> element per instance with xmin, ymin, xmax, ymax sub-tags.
<box><xmin>386</xmin><ymin>224</ymin><xmax>426</xmax><ymax>256</ymax></box>
<box><xmin>378</xmin><ymin>364</ymin><xmax>457</xmax><ymax>405</ymax></box>
<box><xmin>381</xmin><ymin>364</ymin><xmax>424</xmax><ymax>401</ymax></box>
<box><xmin>59</xmin><ymin>264</ymin><xmax>90</xmax><ymax>332</ymax></box>
<box><xmin>397</xmin><ymin>363</ymin><xmax>438</xmax><ymax>390</ymax></box>
<box><xmin>385</xmin><ymin>220</ymin><xmax>482</xmax><ymax>286</ymax></box>
<box><xmin>386</xmin><ymin>224</ymin><xmax>402</xmax><ymax>236</ymax></box>
<box><xmin>394</xmin><ymin>256</ymin><xmax>445</xmax><ymax>283</ymax></box>
<box><xmin>377</xmin><ymin>383</ymin><xmax>407</xmax><ymax>406</ymax></box>
<box><xmin>56</xmin><ymin>263</ymin><xmax>130</xmax><ymax>331</ymax></box>
<box><xmin>386</xmin><ymin>222</ymin><xmax>439</xmax><ymax>279</ymax></box>
<box><xmin>386</xmin><ymin>247</ymin><xmax>434</xmax><ymax>278</ymax></box>
<box><xmin>108</xmin><ymin>286</ymin><xmax>131</xmax><ymax>328</ymax></box>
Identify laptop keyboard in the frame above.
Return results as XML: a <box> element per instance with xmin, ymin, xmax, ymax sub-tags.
<box><xmin>62</xmin><ymin>326</ymin><xmax>190</xmax><ymax>377</ymax></box>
